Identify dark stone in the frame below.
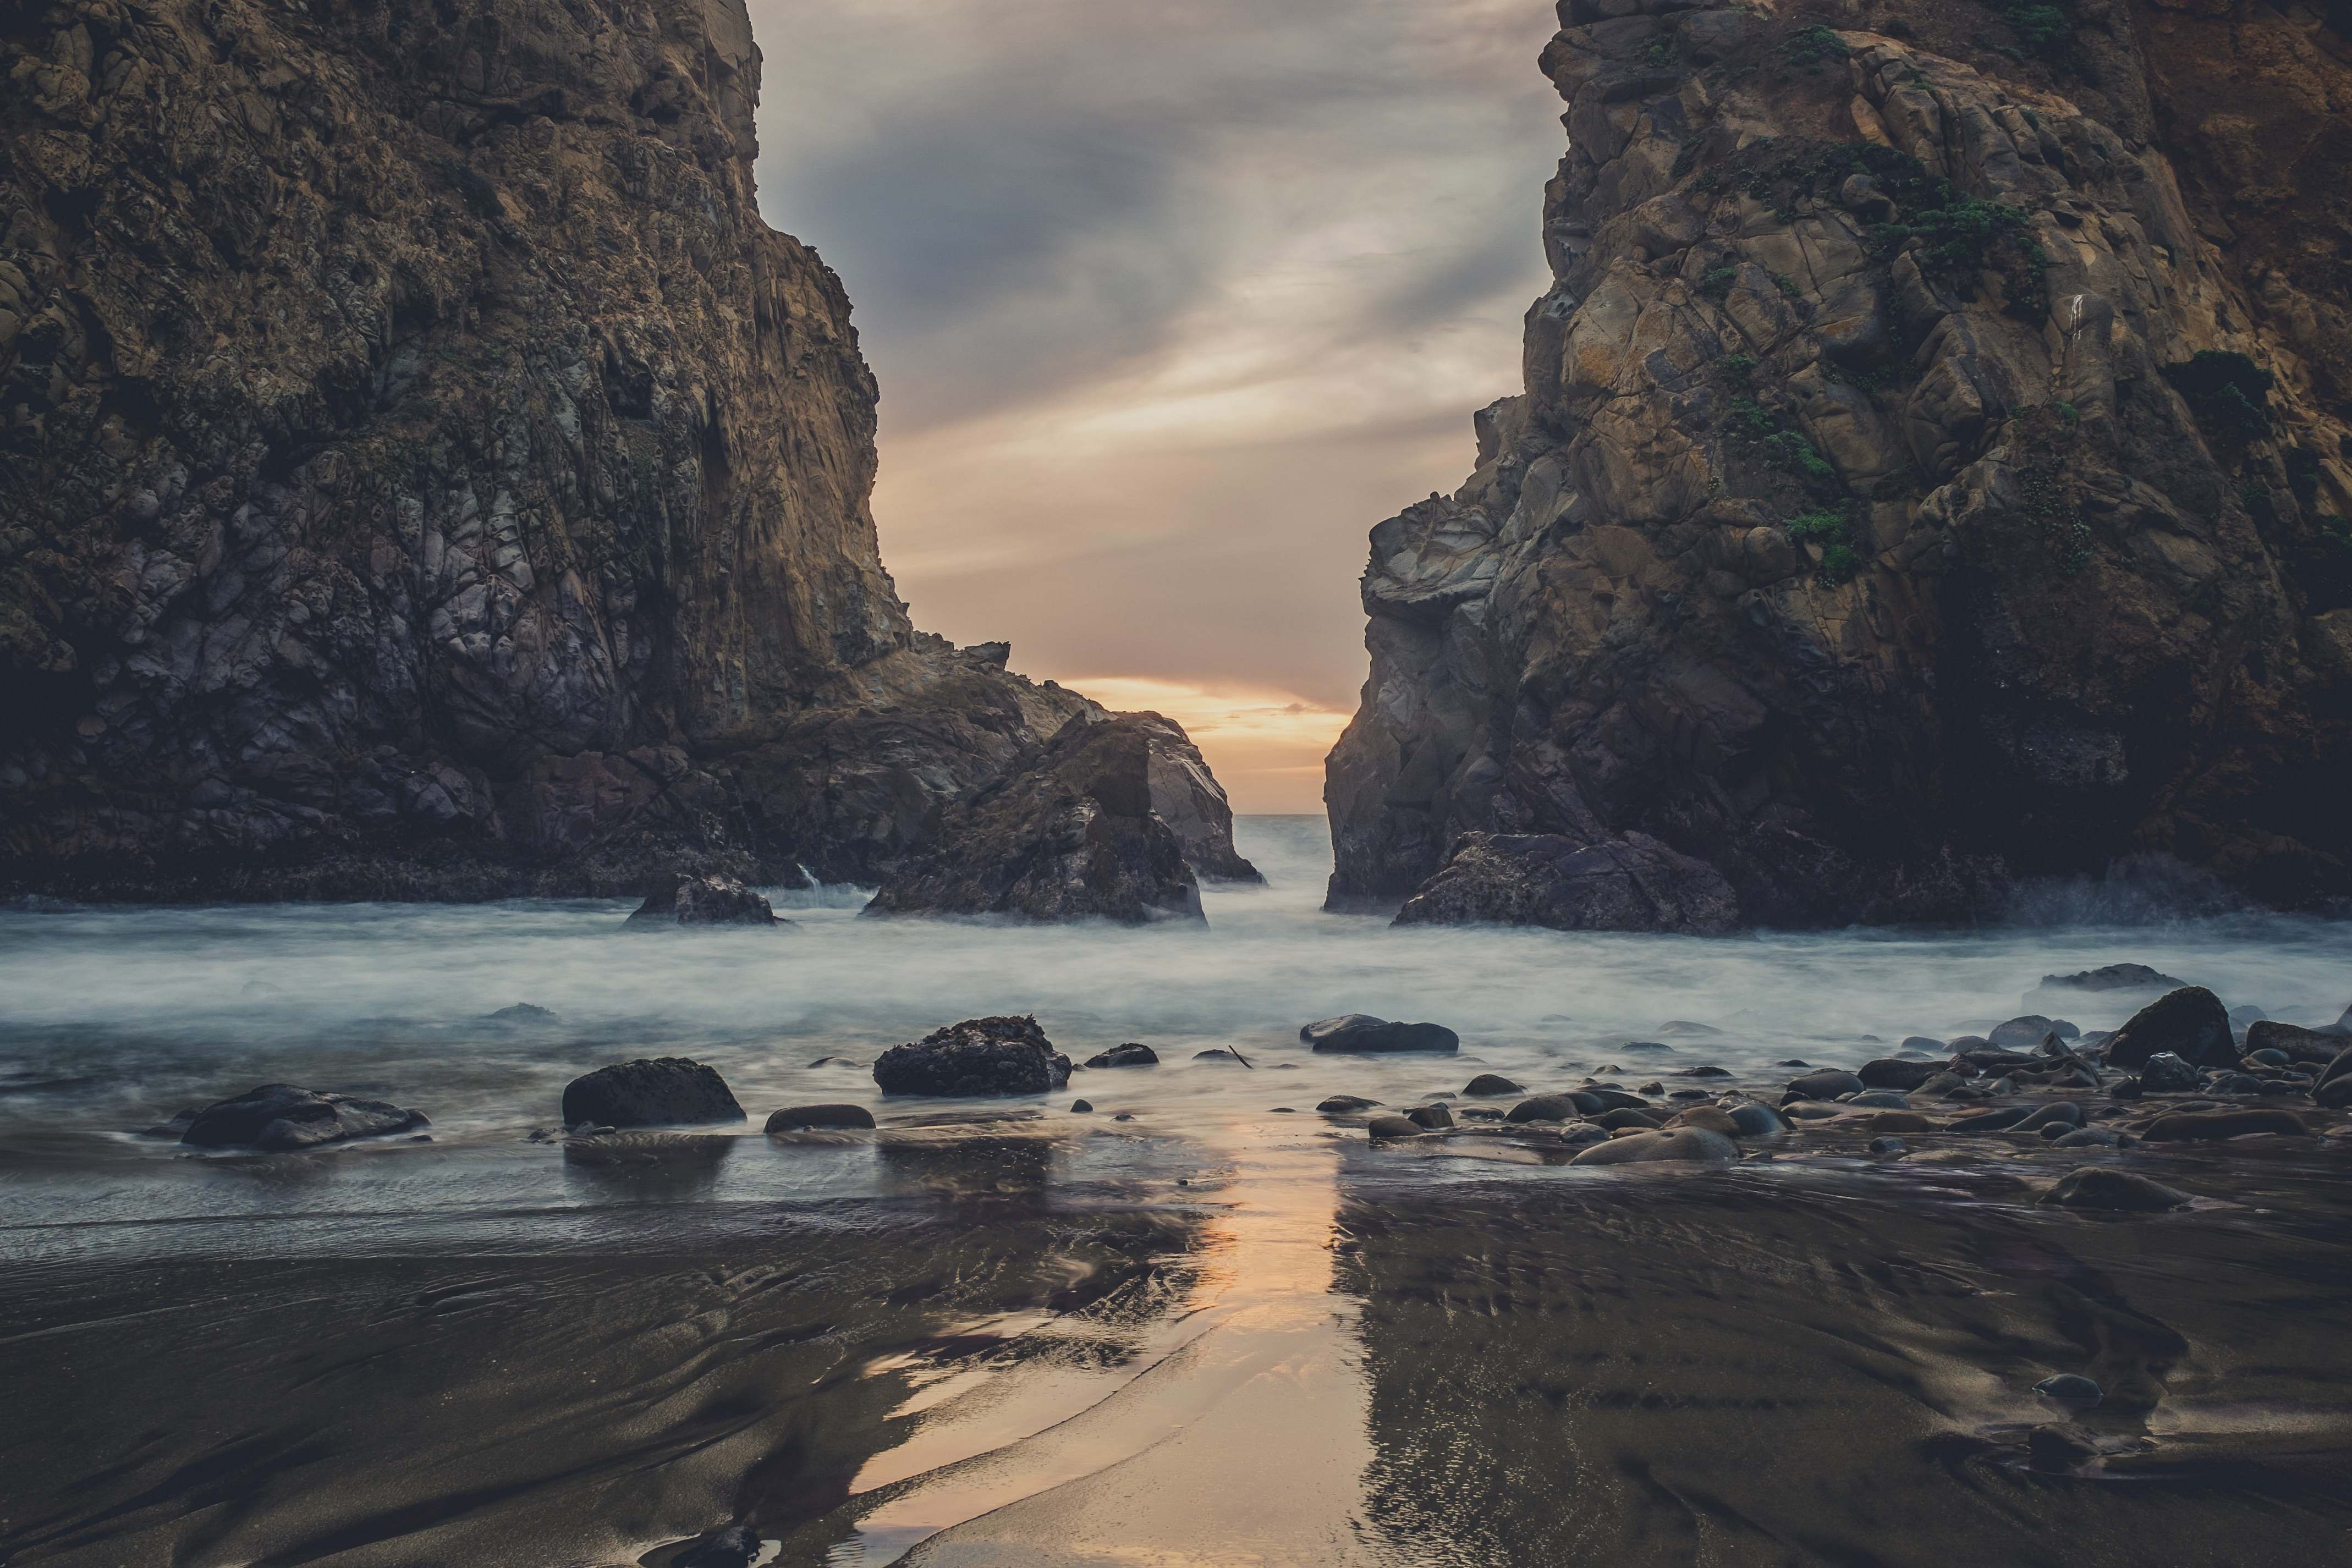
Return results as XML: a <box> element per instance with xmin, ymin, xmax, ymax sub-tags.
<box><xmin>1303</xmin><ymin>1016</ymin><xmax>1460</xmax><ymax>1054</ymax></box>
<box><xmin>1724</xmin><ymin>1102</ymin><xmax>1791</xmax><ymax>1138</ymax></box>
<box><xmin>2140</xmin><ymin>1108</ymin><xmax>2310</xmax><ymax>1141</ymax></box>
<box><xmin>763</xmin><ymin>1103</ymin><xmax>874</xmax><ymax>1132</ymax></box>
<box><xmin>1505</xmin><ymin>1092</ymin><xmax>1594</xmax><ymax>1123</ymax></box>
<box><xmin>1948</xmin><ymin>1108</ymin><xmax>2032</xmax><ymax>1133</ymax></box>
<box><xmin>2036</xmin><ymin>1374</ymin><xmax>2103</xmax><ymax>1406</ymax></box>
<box><xmin>2242</xmin><ymin>1020</ymin><xmax>2341</xmax><ymax>1062</ymax></box>
<box><xmin>1990</xmin><ymin>1015</ymin><xmax>2074</xmax><ymax>1050</ymax></box>
<box><xmin>1567</xmin><ymin>1127</ymin><xmax>1740</xmax><ymax>1166</ymax></box>
<box><xmin>1193</xmin><ymin>1048</ymin><xmax>1246</xmax><ymax>1063</ymax></box>
<box><xmin>1461</xmin><ymin>1074</ymin><xmax>1526</xmax><ymax>1096</ymax></box>
<box><xmin>2101</xmin><ymin>986</ymin><xmax>2236</xmax><ymax>1070</ymax></box>
<box><xmin>2013</xmin><ymin>1103</ymin><xmax>2084</xmax><ymax>1132</ymax></box>
<box><xmin>1595</xmin><ymin>1107</ymin><xmax>1667</xmax><ymax>1130</ymax></box>
<box><xmin>872</xmin><ymin>1016</ymin><xmax>1073</xmax><ymax>1097</ymax></box>
<box><xmin>1847</xmin><ymin>1090</ymin><xmax>1911</xmax><ymax>1109</ymax></box>
<box><xmin>487</xmin><ymin>1003</ymin><xmax>556</xmax><ymax>1022</ymax></box>
<box><xmin>1405</xmin><ymin>1104</ymin><xmax>1455</xmax><ymax>1130</ymax></box>
<box><xmin>1784</xmin><ymin>1069</ymin><xmax>1866</xmax><ymax>1103</ymax></box>
<box><xmin>1858</xmin><ymin>1058</ymin><xmax>1942</xmax><ymax>1091</ymax></box>
<box><xmin>180</xmin><ymin>1084</ymin><xmax>429</xmax><ymax>1151</ymax></box>
<box><xmin>626</xmin><ymin>874</ymin><xmax>781</xmax><ymax>927</ymax></box>
<box><xmin>1083</xmin><ymin>1042</ymin><xmax>1159</xmax><ymax>1069</ymax></box>
<box><xmin>1899</xmin><ymin>1036</ymin><xmax>1947</xmax><ymax>1054</ymax></box>
<box><xmin>2315</xmin><ymin>1043</ymin><xmax>2352</xmax><ymax>1093</ymax></box>
<box><xmin>2139</xmin><ymin>1052</ymin><xmax>2201</xmax><ymax>1093</ymax></box>
<box><xmin>2037</xmin><ymin>962</ymin><xmax>2188</xmax><ymax>994</ymax></box>
<box><xmin>1071</xmin><ymin>1100</ymin><xmax>1093</xmax><ymax>1113</ymax></box>
<box><xmin>1583</xmin><ymin>1087</ymin><xmax>1652</xmax><ymax>1111</ymax></box>
<box><xmin>1673</xmin><ymin>1064</ymin><xmax>1733</xmax><ymax>1078</ymax></box>
<box><xmin>1869</xmin><ymin>1136</ymin><xmax>1908</xmax><ymax>1155</ymax></box>
<box><xmin>563</xmin><ymin>1058</ymin><xmax>744</xmax><ymax>1128</ymax></box>
<box><xmin>2319</xmin><ymin>1073</ymin><xmax>2352</xmax><ymax>1110</ymax></box>
<box><xmin>1316</xmin><ymin>1095</ymin><xmax>1382</xmax><ymax>1113</ymax></box>
<box><xmin>1619</xmin><ymin>1041</ymin><xmax>1675</xmax><ymax>1053</ymax></box>
<box><xmin>1367</xmin><ymin>1113</ymin><xmax>1426</xmax><ymax>1139</ymax></box>
<box><xmin>2041</xmin><ymin>1167</ymin><xmax>2191</xmax><ymax>1211</ymax></box>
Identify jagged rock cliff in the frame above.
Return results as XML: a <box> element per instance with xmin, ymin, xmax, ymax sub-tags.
<box><xmin>1328</xmin><ymin>0</ymin><xmax>2352</xmax><ymax>928</ymax></box>
<box><xmin>0</xmin><ymin>0</ymin><xmax>1245</xmax><ymax>899</ymax></box>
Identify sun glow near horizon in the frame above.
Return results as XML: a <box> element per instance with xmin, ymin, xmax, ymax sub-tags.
<box><xmin>1063</xmin><ymin>675</ymin><xmax>1351</xmax><ymax>815</ymax></box>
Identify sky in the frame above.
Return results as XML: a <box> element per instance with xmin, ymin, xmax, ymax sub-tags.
<box><xmin>748</xmin><ymin>0</ymin><xmax>1565</xmax><ymax>810</ymax></box>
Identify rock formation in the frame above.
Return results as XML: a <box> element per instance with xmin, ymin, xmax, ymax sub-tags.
<box><xmin>0</xmin><ymin>0</ymin><xmax>1247</xmax><ymax>901</ymax></box>
<box><xmin>1326</xmin><ymin>0</ymin><xmax>2352</xmax><ymax>929</ymax></box>
<box><xmin>862</xmin><ymin>711</ymin><xmax>1219</xmax><ymax>925</ymax></box>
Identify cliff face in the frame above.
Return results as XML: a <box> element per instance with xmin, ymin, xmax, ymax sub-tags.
<box><xmin>0</xmin><ymin>0</ymin><xmax>1240</xmax><ymax>898</ymax></box>
<box><xmin>1327</xmin><ymin>0</ymin><xmax>2352</xmax><ymax>928</ymax></box>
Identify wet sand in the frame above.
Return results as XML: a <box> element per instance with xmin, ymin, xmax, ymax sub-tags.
<box><xmin>6</xmin><ymin>1113</ymin><xmax>2351</xmax><ymax>1566</ymax></box>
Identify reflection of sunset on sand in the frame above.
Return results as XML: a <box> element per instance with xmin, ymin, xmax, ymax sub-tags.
<box><xmin>836</xmin><ymin>1126</ymin><xmax>1373</xmax><ymax>1565</ymax></box>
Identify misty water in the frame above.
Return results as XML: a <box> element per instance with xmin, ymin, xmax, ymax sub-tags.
<box><xmin>7</xmin><ymin>817</ymin><xmax>2352</xmax><ymax>1566</ymax></box>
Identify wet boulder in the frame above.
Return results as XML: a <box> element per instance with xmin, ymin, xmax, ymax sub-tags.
<box><xmin>627</xmin><ymin>874</ymin><xmax>781</xmax><ymax>927</ymax></box>
<box><xmin>2138</xmin><ymin>1052</ymin><xmax>2201</xmax><ymax>1093</ymax></box>
<box><xmin>1990</xmin><ymin>1015</ymin><xmax>2077</xmax><ymax>1050</ymax></box>
<box><xmin>1784</xmin><ymin>1069</ymin><xmax>1866</xmax><ymax>1104</ymax></box>
<box><xmin>1316</xmin><ymin>1094</ymin><xmax>1382</xmax><ymax>1113</ymax></box>
<box><xmin>181</xmin><ymin>1084</ymin><xmax>428</xmax><ymax>1151</ymax></box>
<box><xmin>2035</xmin><ymin>962</ymin><xmax>2187</xmax><ymax>997</ymax></box>
<box><xmin>563</xmin><ymin>1058</ymin><xmax>745</xmax><ymax>1128</ymax></box>
<box><xmin>1367</xmin><ymin>1113</ymin><xmax>1427</xmax><ymax>1139</ymax></box>
<box><xmin>1723</xmin><ymin>1102</ymin><xmax>1792</xmax><ymax>1138</ymax></box>
<box><xmin>1404</xmin><ymin>1104</ymin><xmax>1454</xmax><ymax>1130</ymax></box>
<box><xmin>1302</xmin><ymin>1016</ymin><xmax>1459</xmax><ymax>1054</ymax></box>
<box><xmin>2040</xmin><ymin>1167</ymin><xmax>2191</xmax><ymax>1212</ymax></box>
<box><xmin>2101</xmin><ymin>987</ymin><xmax>2236</xmax><ymax>1071</ymax></box>
<box><xmin>1664</xmin><ymin>1106</ymin><xmax>1743</xmax><ymax>1138</ymax></box>
<box><xmin>1461</xmin><ymin>1074</ymin><xmax>1525</xmax><ymax>1096</ymax></box>
<box><xmin>487</xmin><ymin>1002</ymin><xmax>557</xmax><ymax>1023</ymax></box>
<box><xmin>873</xmin><ymin>1016</ymin><xmax>1074</xmax><ymax>1096</ymax></box>
<box><xmin>1567</xmin><ymin>1126</ymin><xmax>1739</xmax><ymax>1166</ymax></box>
<box><xmin>1084</xmin><ymin>1043</ymin><xmax>1159</xmax><ymax>1069</ymax></box>
<box><xmin>764</xmin><ymin>1104</ymin><xmax>876</xmax><ymax>1132</ymax></box>
<box><xmin>1505</xmin><ymin>1092</ymin><xmax>1596</xmax><ymax>1123</ymax></box>
<box><xmin>2243</xmin><ymin>1020</ymin><xmax>2345</xmax><ymax>1064</ymax></box>
<box><xmin>1858</xmin><ymin>1058</ymin><xmax>1943</xmax><ymax>1091</ymax></box>
<box><xmin>2140</xmin><ymin>1108</ymin><xmax>2310</xmax><ymax>1141</ymax></box>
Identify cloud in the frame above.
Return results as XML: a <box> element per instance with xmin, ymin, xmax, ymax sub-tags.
<box><xmin>746</xmin><ymin>0</ymin><xmax>1564</xmax><ymax>810</ymax></box>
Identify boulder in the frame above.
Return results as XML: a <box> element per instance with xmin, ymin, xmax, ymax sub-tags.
<box><xmin>1404</xmin><ymin>1104</ymin><xmax>1455</xmax><ymax>1130</ymax></box>
<box><xmin>1390</xmin><ymin>832</ymin><xmax>1741</xmax><ymax>934</ymax></box>
<box><xmin>862</xmin><ymin>713</ymin><xmax>1211</xmax><ymax>925</ymax></box>
<box><xmin>180</xmin><ymin>1085</ymin><xmax>428</xmax><ymax>1151</ymax></box>
<box><xmin>1316</xmin><ymin>1095</ymin><xmax>1382</xmax><ymax>1114</ymax></box>
<box><xmin>2140</xmin><ymin>1109</ymin><xmax>2310</xmax><ymax>1141</ymax></box>
<box><xmin>1367</xmin><ymin>1114</ymin><xmax>1427</xmax><ymax>1140</ymax></box>
<box><xmin>1083</xmin><ymin>1043</ymin><xmax>1159</xmax><ymax>1069</ymax></box>
<box><xmin>2244</xmin><ymin>1020</ymin><xmax>2346</xmax><ymax>1063</ymax></box>
<box><xmin>1858</xmin><ymin>1058</ymin><xmax>1942</xmax><ymax>1091</ymax></box>
<box><xmin>1784</xmin><ymin>1069</ymin><xmax>1866</xmax><ymax>1103</ymax></box>
<box><xmin>1898</xmin><ymin>1036</ymin><xmax>1947</xmax><ymax>1054</ymax></box>
<box><xmin>487</xmin><ymin>1003</ymin><xmax>557</xmax><ymax>1023</ymax></box>
<box><xmin>1505</xmin><ymin>1092</ymin><xmax>1594</xmax><ymax>1123</ymax></box>
<box><xmin>1303</xmin><ymin>1016</ymin><xmax>1460</xmax><ymax>1054</ymax></box>
<box><xmin>873</xmin><ymin>1016</ymin><xmax>1073</xmax><ymax>1096</ymax></box>
<box><xmin>1595</xmin><ymin>1107</ymin><xmax>1666</xmax><ymax>1130</ymax></box>
<box><xmin>1990</xmin><ymin>1015</ymin><xmax>2076</xmax><ymax>1050</ymax></box>
<box><xmin>2138</xmin><ymin>1052</ymin><xmax>2201</xmax><ymax>1093</ymax></box>
<box><xmin>2040</xmin><ymin>1168</ymin><xmax>2191</xmax><ymax>1211</ymax></box>
<box><xmin>563</xmin><ymin>1059</ymin><xmax>745</xmax><ymax>1128</ymax></box>
<box><xmin>1664</xmin><ymin>1106</ymin><xmax>1743</xmax><ymax>1138</ymax></box>
<box><xmin>2101</xmin><ymin>987</ymin><xmax>2236</xmax><ymax>1070</ymax></box>
<box><xmin>1567</xmin><ymin>1127</ymin><xmax>1740</xmax><ymax>1167</ymax></box>
<box><xmin>1723</xmin><ymin>1102</ymin><xmax>1791</xmax><ymax>1138</ymax></box>
<box><xmin>764</xmin><ymin>1104</ymin><xmax>875</xmax><ymax>1132</ymax></box>
<box><xmin>627</xmin><ymin>874</ymin><xmax>781</xmax><ymax>927</ymax></box>
<box><xmin>1461</xmin><ymin>1074</ymin><xmax>1526</xmax><ymax>1096</ymax></box>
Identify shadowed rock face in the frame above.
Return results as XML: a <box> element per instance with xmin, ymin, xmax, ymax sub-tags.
<box><xmin>862</xmin><ymin>713</ymin><xmax>1219</xmax><ymax>925</ymax></box>
<box><xmin>0</xmin><ymin>0</ymin><xmax>1237</xmax><ymax>902</ymax></box>
<box><xmin>1326</xmin><ymin>0</ymin><xmax>2352</xmax><ymax>931</ymax></box>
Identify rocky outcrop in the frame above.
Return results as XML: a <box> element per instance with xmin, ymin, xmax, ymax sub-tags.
<box><xmin>872</xmin><ymin>1016</ymin><xmax>1073</xmax><ymax>1096</ymax></box>
<box><xmin>560</xmin><ymin>1058</ymin><xmax>743</xmax><ymax>1129</ymax></box>
<box><xmin>862</xmin><ymin>712</ymin><xmax>1211</xmax><ymax>925</ymax></box>
<box><xmin>1326</xmin><ymin>1</ymin><xmax>2352</xmax><ymax>929</ymax></box>
<box><xmin>625</xmin><ymin>872</ymin><xmax>779</xmax><ymax>927</ymax></box>
<box><xmin>180</xmin><ymin>1083</ymin><xmax>427</xmax><ymax>1150</ymax></box>
<box><xmin>0</xmin><ymin>0</ymin><xmax>1240</xmax><ymax>901</ymax></box>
